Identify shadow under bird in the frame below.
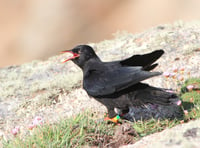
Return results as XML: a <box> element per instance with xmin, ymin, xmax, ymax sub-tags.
<box><xmin>62</xmin><ymin>45</ymin><xmax>181</xmax><ymax>123</ymax></box>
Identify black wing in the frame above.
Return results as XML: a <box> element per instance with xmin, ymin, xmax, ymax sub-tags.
<box><xmin>120</xmin><ymin>50</ymin><xmax>164</xmax><ymax>70</ymax></box>
<box><xmin>83</xmin><ymin>66</ymin><xmax>161</xmax><ymax>97</ymax></box>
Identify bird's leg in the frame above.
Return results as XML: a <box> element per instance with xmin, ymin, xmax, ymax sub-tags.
<box><xmin>104</xmin><ymin>108</ymin><xmax>120</xmax><ymax>123</ymax></box>
<box><xmin>104</xmin><ymin>115</ymin><xmax>120</xmax><ymax>123</ymax></box>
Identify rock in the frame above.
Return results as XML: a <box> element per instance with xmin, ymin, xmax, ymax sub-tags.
<box><xmin>121</xmin><ymin>119</ymin><xmax>200</xmax><ymax>148</ymax></box>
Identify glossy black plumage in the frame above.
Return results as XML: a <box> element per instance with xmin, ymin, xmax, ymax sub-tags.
<box><xmin>63</xmin><ymin>45</ymin><xmax>179</xmax><ymax>119</ymax></box>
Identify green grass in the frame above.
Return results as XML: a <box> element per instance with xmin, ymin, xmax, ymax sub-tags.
<box><xmin>3</xmin><ymin>77</ymin><xmax>200</xmax><ymax>147</ymax></box>
<box><xmin>132</xmin><ymin>118</ymin><xmax>179</xmax><ymax>137</ymax></box>
<box><xmin>3</xmin><ymin>112</ymin><xmax>115</xmax><ymax>148</ymax></box>
<box><xmin>180</xmin><ymin>78</ymin><xmax>200</xmax><ymax>120</ymax></box>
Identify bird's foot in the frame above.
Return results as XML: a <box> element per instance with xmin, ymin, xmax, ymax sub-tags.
<box><xmin>104</xmin><ymin>115</ymin><xmax>121</xmax><ymax>124</ymax></box>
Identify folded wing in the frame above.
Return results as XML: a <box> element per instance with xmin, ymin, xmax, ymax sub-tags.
<box><xmin>83</xmin><ymin>66</ymin><xmax>161</xmax><ymax>97</ymax></box>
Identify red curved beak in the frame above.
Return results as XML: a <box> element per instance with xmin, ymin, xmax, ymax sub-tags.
<box><xmin>61</xmin><ymin>50</ymin><xmax>80</xmax><ymax>63</ymax></box>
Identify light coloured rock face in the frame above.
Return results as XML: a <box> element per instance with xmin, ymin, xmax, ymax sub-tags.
<box><xmin>0</xmin><ymin>21</ymin><xmax>200</xmax><ymax>145</ymax></box>
<box><xmin>122</xmin><ymin>119</ymin><xmax>200</xmax><ymax>148</ymax></box>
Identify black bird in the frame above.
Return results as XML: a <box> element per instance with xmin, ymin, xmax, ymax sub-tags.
<box><xmin>62</xmin><ymin>45</ymin><xmax>180</xmax><ymax>122</ymax></box>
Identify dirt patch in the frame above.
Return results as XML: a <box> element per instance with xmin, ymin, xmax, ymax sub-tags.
<box><xmin>86</xmin><ymin>122</ymin><xmax>137</xmax><ymax>148</ymax></box>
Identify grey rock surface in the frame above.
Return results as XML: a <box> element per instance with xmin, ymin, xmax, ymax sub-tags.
<box><xmin>121</xmin><ymin>119</ymin><xmax>200</xmax><ymax>148</ymax></box>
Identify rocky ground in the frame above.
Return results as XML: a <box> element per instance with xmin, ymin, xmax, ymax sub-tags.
<box><xmin>122</xmin><ymin>119</ymin><xmax>200</xmax><ymax>148</ymax></box>
<box><xmin>0</xmin><ymin>21</ymin><xmax>200</xmax><ymax>147</ymax></box>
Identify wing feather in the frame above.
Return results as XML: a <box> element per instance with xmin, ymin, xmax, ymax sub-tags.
<box><xmin>83</xmin><ymin>66</ymin><xmax>161</xmax><ymax>97</ymax></box>
<box><xmin>120</xmin><ymin>50</ymin><xmax>164</xmax><ymax>67</ymax></box>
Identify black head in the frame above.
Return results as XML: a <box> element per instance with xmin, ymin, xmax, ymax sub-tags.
<box><xmin>62</xmin><ymin>45</ymin><xmax>99</xmax><ymax>68</ymax></box>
